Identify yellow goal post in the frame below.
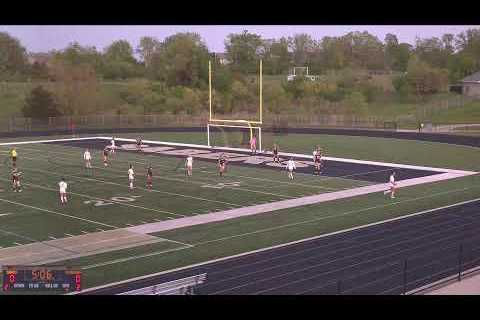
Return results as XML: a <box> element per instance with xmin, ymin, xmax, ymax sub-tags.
<box><xmin>207</xmin><ymin>120</ymin><xmax>262</xmax><ymax>152</ymax></box>
<box><xmin>208</xmin><ymin>59</ymin><xmax>263</xmax><ymax>151</ymax></box>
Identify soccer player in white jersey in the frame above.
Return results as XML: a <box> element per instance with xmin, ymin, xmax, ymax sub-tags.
<box><xmin>286</xmin><ymin>158</ymin><xmax>296</xmax><ymax>180</ymax></box>
<box><xmin>128</xmin><ymin>164</ymin><xmax>135</xmax><ymax>191</ymax></box>
<box><xmin>185</xmin><ymin>154</ymin><xmax>193</xmax><ymax>177</ymax></box>
<box><xmin>110</xmin><ymin>137</ymin><xmax>116</xmax><ymax>154</ymax></box>
<box><xmin>59</xmin><ymin>178</ymin><xmax>68</xmax><ymax>205</ymax></box>
<box><xmin>384</xmin><ymin>171</ymin><xmax>397</xmax><ymax>199</ymax></box>
<box><xmin>83</xmin><ymin>149</ymin><xmax>92</xmax><ymax>168</ymax></box>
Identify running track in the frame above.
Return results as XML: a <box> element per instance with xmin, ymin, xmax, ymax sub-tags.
<box><xmin>82</xmin><ymin>199</ymin><xmax>480</xmax><ymax>295</ymax></box>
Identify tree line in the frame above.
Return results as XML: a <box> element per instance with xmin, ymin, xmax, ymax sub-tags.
<box><xmin>1</xmin><ymin>28</ymin><xmax>480</xmax><ymax>117</ymax></box>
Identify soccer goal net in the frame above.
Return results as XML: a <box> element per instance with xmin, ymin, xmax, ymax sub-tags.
<box><xmin>207</xmin><ymin>123</ymin><xmax>265</xmax><ymax>151</ymax></box>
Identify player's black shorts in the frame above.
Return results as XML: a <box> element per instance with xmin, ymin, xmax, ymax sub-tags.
<box><xmin>273</xmin><ymin>150</ymin><xmax>278</xmax><ymax>156</ymax></box>
<box><xmin>12</xmin><ymin>156</ymin><xmax>17</xmax><ymax>162</ymax></box>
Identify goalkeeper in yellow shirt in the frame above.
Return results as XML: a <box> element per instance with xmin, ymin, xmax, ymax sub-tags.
<box><xmin>11</xmin><ymin>148</ymin><xmax>17</xmax><ymax>166</ymax></box>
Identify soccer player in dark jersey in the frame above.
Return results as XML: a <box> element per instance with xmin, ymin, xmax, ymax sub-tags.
<box><xmin>273</xmin><ymin>143</ymin><xmax>280</xmax><ymax>163</ymax></box>
<box><xmin>218</xmin><ymin>154</ymin><xmax>227</xmax><ymax>177</ymax></box>
<box><xmin>103</xmin><ymin>147</ymin><xmax>109</xmax><ymax>167</ymax></box>
<box><xmin>313</xmin><ymin>153</ymin><xmax>322</xmax><ymax>175</ymax></box>
<box><xmin>146</xmin><ymin>166</ymin><xmax>153</xmax><ymax>190</ymax></box>
<box><xmin>136</xmin><ymin>137</ymin><xmax>143</xmax><ymax>152</ymax></box>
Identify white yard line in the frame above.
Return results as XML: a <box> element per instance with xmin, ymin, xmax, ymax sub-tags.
<box><xmin>21</xmin><ymin>148</ymin><xmax>303</xmax><ymax>201</ymax></box>
<box><xmin>0</xmin><ymin>175</ymin><xmax>184</xmax><ymax>219</ymax></box>
<box><xmin>19</xmin><ymin>152</ymin><xmax>246</xmax><ymax>208</ymax></box>
<box><xmin>0</xmin><ymin>197</ymin><xmax>116</xmax><ymax>228</ymax></box>
<box><xmin>0</xmin><ymin>213</ymin><xmax>14</xmax><ymax>217</ymax></box>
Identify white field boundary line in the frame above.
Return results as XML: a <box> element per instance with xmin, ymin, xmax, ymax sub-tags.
<box><xmin>95</xmin><ymin>137</ymin><xmax>478</xmax><ymax>175</ymax></box>
<box><xmin>0</xmin><ymin>136</ymin><xmax>99</xmax><ymax>147</ymax></box>
<box><xmin>125</xmin><ymin>172</ymin><xmax>474</xmax><ymax>235</ymax></box>
<box><xmin>72</xmin><ymin>196</ymin><xmax>480</xmax><ymax>295</ymax></box>
<box><xmin>2</xmin><ymin>135</ymin><xmax>476</xmax><ymax>175</ymax></box>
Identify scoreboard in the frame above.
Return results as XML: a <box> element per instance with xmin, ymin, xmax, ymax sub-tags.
<box><xmin>2</xmin><ymin>266</ymin><xmax>82</xmax><ymax>292</ymax></box>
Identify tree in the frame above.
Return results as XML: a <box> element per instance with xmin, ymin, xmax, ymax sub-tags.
<box><xmin>30</xmin><ymin>61</ymin><xmax>50</xmax><ymax>80</ymax></box>
<box><xmin>102</xmin><ymin>40</ymin><xmax>141</xmax><ymax>79</ymax></box>
<box><xmin>150</xmin><ymin>32</ymin><xmax>210</xmax><ymax>87</ymax></box>
<box><xmin>48</xmin><ymin>59</ymin><xmax>100</xmax><ymax>115</ymax></box>
<box><xmin>104</xmin><ymin>40</ymin><xmax>136</xmax><ymax>63</ymax></box>
<box><xmin>406</xmin><ymin>55</ymin><xmax>449</xmax><ymax>96</ymax></box>
<box><xmin>319</xmin><ymin>36</ymin><xmax>348</xmax><ymax>70</ymax></box>
<box><xmin>290</xmin><ymin>34</ymin><xmax>315</xmax><ymax>67</ymax></box>
<box><xmin>263</xmin><ymin>37</ymin><xmax>291</xmax><ymax>75</ymax></box>
<box><xmin>0</xmin><ymin>32</ymin><xmax>28</xmax><ymax>78</ymax></box>
<box><xmin>225</xmin><ymin>30</ymin><xmax>263</xmax><ymax>74</ymax></box>
<box><xmin>385</xmin><ymin>34</ymin><xmax>412</xmax><ymax>72</ymax></box>
<box><xmin>22</xmin><ymin>86</ymin><xmax>61</xmax><ymax>118</ymax></box>
<box><xmin>342</xmin><ymin>31</ymin><xmax>385</xmax><ymax>70</ymax></box>
<box><xmin>136</xmin><ymin>36</ymin><xmax>161</xmax><ymax>68</ymax></box>
<box><xmin>414</xmin><ymin>36</ymin><xmax>451</xmax><ymax>69</ymax></box>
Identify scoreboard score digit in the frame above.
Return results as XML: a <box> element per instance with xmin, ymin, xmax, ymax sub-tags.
<box><xmin>2</xmin><ymin>266</ymin><xmax>82</xmax><ymax>292</ymax></box>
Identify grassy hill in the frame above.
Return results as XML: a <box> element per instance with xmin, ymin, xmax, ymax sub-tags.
<box><xmin>1</xmin><ymin>80</ymin><xmax>479</xmax><ymax>124</ymax></box>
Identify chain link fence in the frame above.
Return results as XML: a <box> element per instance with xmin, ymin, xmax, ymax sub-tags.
<box><xmin>0</xmin><ymin>114</ymin><xmax>479</xmax><ymax>136</ymax></box>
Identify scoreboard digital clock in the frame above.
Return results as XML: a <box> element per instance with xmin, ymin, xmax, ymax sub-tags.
<box><xmin>2</xmin><ymin>266</ymin><xmax>82</xmax><ymax>292</ymax></box>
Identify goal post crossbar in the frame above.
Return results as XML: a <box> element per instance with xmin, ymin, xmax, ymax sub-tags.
<box><xmin>207</xmin><ymin>122</ymin><xmax>262</xmax><ymax>152</ymax></box>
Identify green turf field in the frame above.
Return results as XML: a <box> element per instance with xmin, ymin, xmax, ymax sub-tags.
<box><xmin>0</xmin><ymin>132</ymin><xmax>478</xmax><ymax>292</ymax></box>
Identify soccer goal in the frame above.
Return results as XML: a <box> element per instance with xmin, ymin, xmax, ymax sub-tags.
<box><xmin>207</xmin><ymin>121</ymin><xmax>262</xmax><ymax>150</ymax></box>
<box><xmin>207</xmin><ymin>59</ymin><xmax>264</xmax><ymax>152</ymax></box>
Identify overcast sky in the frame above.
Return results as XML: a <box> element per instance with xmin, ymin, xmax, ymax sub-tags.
<box><xmin>1</xmin><ymin>25</ymin><xmax>478</xmax><ymax>54</ymax></box>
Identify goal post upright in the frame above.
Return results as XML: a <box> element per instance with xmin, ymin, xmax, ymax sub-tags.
<box><xmin>208</xmin><ymin>59</ymin><xmax>264</xmax><ymax>151</ymax></box>
<box><xmin>209</xmin><ymin>60</ymin><xmax>212</xmax><ymax>122</ymax></box>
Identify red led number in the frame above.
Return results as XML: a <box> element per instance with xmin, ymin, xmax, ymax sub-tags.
<box><xmin>9</xmin><ymin>274</ymin><xmax>15</xmax><ymax>283</ymax></box>
<box><xmin>76</xmin><ymin>283</ymin><xmax>81</xmax><ymax>291</ymax></box>
<box><xmin>75</xmin><ymin>274</ymin><xmax>81</xmax><ymax>283</ymax></box>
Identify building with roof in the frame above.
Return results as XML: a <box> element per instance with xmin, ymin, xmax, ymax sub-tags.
<box><xmin>461</xmin><ymin>71</ymin><xmax>480</xmax><ymax>98</ymax></box>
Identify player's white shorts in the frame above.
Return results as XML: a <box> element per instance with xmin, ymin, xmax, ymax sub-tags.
<box><xmin>59</xmin><ymin>191</ymin><xmax>66</xmax><ymax>196</ymax></box>
<box><xmin>129</xmin><ymin>177</ymin><xmax>134</xmax><ymax>182</ymax></box>
<box><xmin>390</xmin><ymin>182</ymin><xmax>396</xmax><ymax>189</ymax></box>
<box><xmin>187</xmin><ymin>164</ymin><xmax>192</xmax><ymax>170</ymax></box>
<box><xmin>287</xmin><ymin>168</ymin><xmax>294</xmax><ymax>172</ymax></box>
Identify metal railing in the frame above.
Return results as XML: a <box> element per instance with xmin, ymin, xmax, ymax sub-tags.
<box><xmin>298</xmin><ymin>239</ymin><xmax>480</xmax><ymax>295</ymax></box>
<box><xmin>117</xmin><ymin>273</ymin><xmax>207</xmax><ymax>295</ymax></box>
